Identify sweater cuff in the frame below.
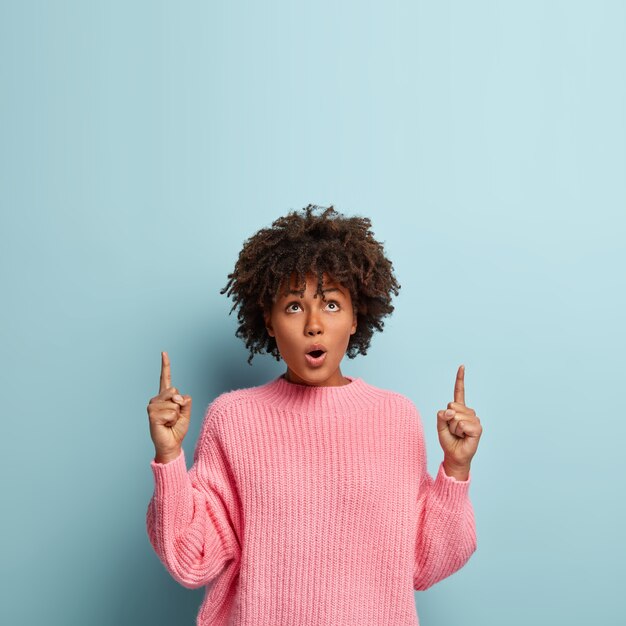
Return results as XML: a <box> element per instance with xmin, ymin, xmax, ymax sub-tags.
<box><xmin>432</xmin><ymin>461</ymin><xmax>471</xmax><ymax>508</ymax></box>
<box><xmin>150</xmin><ymin>448</ymin><xmax>189</xmax><ymax>499</ymax></box>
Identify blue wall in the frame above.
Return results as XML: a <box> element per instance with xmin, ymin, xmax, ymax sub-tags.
<box><xmin>1</xmin><ymin>1</ymin><xmax>623</xmax><ymax>624</ymax></box>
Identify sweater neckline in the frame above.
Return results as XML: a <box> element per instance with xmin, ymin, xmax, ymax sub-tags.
<box><xmin>254</xmin><ymin>373</ymin><xmax>385</xmax><ymax>414</ymax></box>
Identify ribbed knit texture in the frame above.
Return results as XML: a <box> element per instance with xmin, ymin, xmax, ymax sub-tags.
<box><xmin>146</xmin><ymin>374</ymin><xmax>477</xmax><ymax>626</ymax></box>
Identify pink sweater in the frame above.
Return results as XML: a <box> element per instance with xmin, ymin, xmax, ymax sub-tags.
<box><xmin>146</xmin><ymin>374</ymin><xmax>477</xmax><ymax>625</ymax></box>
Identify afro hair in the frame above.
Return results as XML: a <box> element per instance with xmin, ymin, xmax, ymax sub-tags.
<box><xmin>220</xmin><ymin>204</ymin><xmax>401</xmax><ymax>365</ymax></box>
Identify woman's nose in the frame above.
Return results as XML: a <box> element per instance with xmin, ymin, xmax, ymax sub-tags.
<box><xmin>305</xmin><ymin>311</ymin><xmax>323</xmax><ymax>335</ymax></box>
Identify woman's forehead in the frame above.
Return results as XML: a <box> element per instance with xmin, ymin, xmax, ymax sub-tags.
<box><xmin>276</xmin><ymin>271</ymin><xmax>344</xmax><ymax>295</ymax></box>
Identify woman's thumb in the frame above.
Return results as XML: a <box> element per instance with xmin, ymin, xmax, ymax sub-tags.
<box><xmin>180</xmin><ymin>395</ymin><xmax>192</xmax><ymax>419</ymax></box>
<box><xmin>436</xmin><ymin>410</ymin><xmax>455</xmax><ymax>448</ymax></box>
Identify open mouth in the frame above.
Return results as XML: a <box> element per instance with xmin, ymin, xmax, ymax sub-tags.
<box><xmin>305</xmin><ymin>349</ymin><xmax>327</xmax><ymax>367</ymax></box>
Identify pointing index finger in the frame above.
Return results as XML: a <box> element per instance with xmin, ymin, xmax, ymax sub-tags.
<box><xmin>160</xmin><ymin>351</ymin><xmax>172</xmax><ymax>394</ymax></box>
<box><xmin>454</xmin><ymin>364</ymin><xmax>466</xmax><ymax>405</ymax></box>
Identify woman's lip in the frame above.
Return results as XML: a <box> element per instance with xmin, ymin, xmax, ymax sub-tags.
<box><xmin>305</xmin><ymin>351</ymin><xmax>327</xmax><ymax>367</ymax></box>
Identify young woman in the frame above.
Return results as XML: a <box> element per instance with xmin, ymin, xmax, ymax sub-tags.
<box><xmin>146</xmin><ymin>204</ymin><xmax>482</xmax><ymax>626</ymax></box>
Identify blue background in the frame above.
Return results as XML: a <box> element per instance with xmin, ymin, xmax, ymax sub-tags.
<box><xmin>1</xmin><ymin>1</ymin><xmax>624</xmax><ymax>624</ymax></box>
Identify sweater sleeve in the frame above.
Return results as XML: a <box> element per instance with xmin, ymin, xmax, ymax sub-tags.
<box><xmin>412</xmin><ymin>406</ymin><xmax>477</xmax><ymax>591</ymax></box>
<box><xmin>146</xmin><ymin>402</ymin><xmax>240</xmax><ymax>589</ymax></box>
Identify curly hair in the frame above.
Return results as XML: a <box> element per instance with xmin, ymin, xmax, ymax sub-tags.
<box><xmin>220</xmin><ymin>204</ymin><xmax>401</xmax><ymax>365</ymax></box>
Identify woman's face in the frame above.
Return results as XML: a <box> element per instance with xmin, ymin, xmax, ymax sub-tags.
<box><xmin>263</xmin><ymin>271</ymin><xmax>357</xmax><ymax>387</ymax></box>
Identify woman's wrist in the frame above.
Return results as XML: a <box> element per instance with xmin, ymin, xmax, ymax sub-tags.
<box><xmin>154</xmin><ymin>448</ymin><xmax>182</xmax><ymax>464</ymax></box>
<box><xmin>442</xmin><ymin>459</ymin><xmax>471</xmax><ymax>481</ymax></box>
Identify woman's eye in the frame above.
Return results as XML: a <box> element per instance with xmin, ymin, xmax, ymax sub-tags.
<box><xmin>285</xmin><ymin>300</ymin><xmax>340</xmax><ymax>312</ymax></box>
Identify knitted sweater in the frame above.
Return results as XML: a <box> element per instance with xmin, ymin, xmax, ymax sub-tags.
<box><xmin>146</xmin><ymin>374</ymin><xmax>477</xmax><ymax>626</ymax></box>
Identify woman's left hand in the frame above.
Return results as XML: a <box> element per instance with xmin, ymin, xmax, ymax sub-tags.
<box><xmin>437</xmin><ymin>365</ymin><xmax>483</xmax><ymax>470</ymax></box>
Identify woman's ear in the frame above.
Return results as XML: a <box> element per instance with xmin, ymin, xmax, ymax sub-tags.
<box><xmin>263</xmin><ymin>310</ymin><xmax>275</xmax><ymax>337</ymax></box>
<box><xmin>350</xmin><ymin>309</ymin><xmax>358</xmax><ymax>335</ymax></box>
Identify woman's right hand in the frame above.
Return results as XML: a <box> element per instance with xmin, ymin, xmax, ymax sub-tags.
<box><xmin>147</xmin><ymin>351</ymin><xmax>192</xmax><ymax>463</ymax></box>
